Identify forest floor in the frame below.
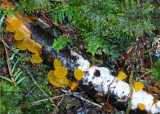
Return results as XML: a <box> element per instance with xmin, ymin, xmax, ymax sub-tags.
<box><xmin>0</xmin><ymin>25</ymin><xmax>159</xmax><ymax>114</ymax></box>
<box><xmin>0</xmin><ymin>0</ymin><xmax>160</xmax><ymax>113</ymax></box>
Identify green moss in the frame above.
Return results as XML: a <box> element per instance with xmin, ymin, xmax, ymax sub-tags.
<box><xmin>49</xmin><ymin>0</ymin><xmax>156</xmax><ymax>57</ymax></box>
<box><xmin>151</xmin><ymin>58</ymin><xmax>160</xmax><ymax>79</ymax></box>
<box><xmin>15</xmin><ymin>0</ymin><xmax>158</xmax><ymax>57</ymax></box>
<box><xmin>0</xmin><ymin>81</ymin><xmax>22</xmax><ymax>113</ymax></box>
<box><xmin>0</xmin><ymin>49</ymin><xmax>58</xmax><ymax>113</ymax></box>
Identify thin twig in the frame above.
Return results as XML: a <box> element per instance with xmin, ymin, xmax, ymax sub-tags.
<box><xmin>107</xmin><ymin>77</ymin><xmax>116</xmax><ymax>103</ymax></box>
<box><xmin>73</xmin><ymin>93</ymin><xmax>103</xmax><ymax>108</ymax></box>
<box><xmin>138</xmin><ymin>46</ymin><xmax>157</xmax><ymax>59</ymax></box>
<box><xmin>53</xmin><ymin>89</ymin><xmax>71</xmax><ymax>113</ymax></box>
<box><xmin>136</xmin><ymin>71</ymin><xmax>152</xmax><ymax>81</ymax></box>
<box><xmin>22</xmin><ymin>64</ymin><xmax>56</xmax><ymax>107</ymax></box>
<box><xmin>126</xmin><ymin>70</ymin><xmax>134</xmax><ymax>114</ymax></box>
<box><xmin>0</xmin><ymin>35</ymin><xmax>17</xmax><ymax>86</ymax></box>
<box><xmin>62</xmin><ymin>90</ymin><xmax>102</xmax><ymax>108</ymax></box>
<box><xmin>39</xmin><ymin>15</ymin><xmax>79</xmax><ymax>35</ymax></box>
<box><xmin>43</xmin><ymin>3</ymin><xmax>68</xmax><ymax>13</ymax></box>
<box><xmin>17</xmin><ymin>93</ymin><xmax>75</xmax><ymax>108</ymax></box>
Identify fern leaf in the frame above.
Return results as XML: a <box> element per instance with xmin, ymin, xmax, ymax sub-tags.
<box><xmin>18</xmin><ymin>0</ymin><xmax>51</xmax><ymax>11</ymax></box>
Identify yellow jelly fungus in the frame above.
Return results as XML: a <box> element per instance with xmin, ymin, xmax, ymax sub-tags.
<box><xmin>14</xmin><ymin>30</ymin><xmax>24</xmax><ymax>40</ymax></box>
<box><xmin>15</xmin><ymin>38</ymin><xmax>28</xmax><ymax>51</ymax></box>
<box><xmin>30</xmin><ymin>53</ymin><xmax>43</xmax><ymax>63</ymax></box>
<box><xmin>74</xmin><ymin>68</ymin><xmax>85</xmax><ymax>80</ymax></box>
<box><xmin>48</xmin><ymin>70</ymin><xmax>64</xmax><ymax>87</ymax></box>
<box><xmin>20</xmin><ymin>39</ymin><xmax>28</xmax><ymax>51</ymax></box>
<box><xmin>116</xmin><ymin>71</ymin><xmax>127</xmax><ymax>82</ymax></box>
<box><xmin>11</xmin><ymin>19</ymin><xmax>22</xmax><ymax>30</ymax></box>
<box><xmin>139</xmin><ymin>104</ymin><xmax>145</xmax><ymax>110</ymax></box>
<box><xmin>134</xmin><ymin>82</ymin><xmax>144</xmax><ymax>92</ymax></box>
<box><xmin>53</xmin><ymin>59</ymin><xmax>62</xmax><ymax>69</ymax></box>
<box><xmin>27</xmin><ymin>42</ymin><xmax>38</xmax><ymax>53</ymax></box>
<box><xmin>70</xmin><ymin>82</ymin><xmax>77</xmax><ymax>90</ymax></box>
<box><xmin>55</xmin><ymin>77</ymin><xmax>69</xmax><ymax>85</ymax></box>
<box><xmin>54</xmin><ymin>66</ymin><xmax>68</xmax><ymax>78</ymax></box>
<box><xmin>6</xmin><ymin>24</ymin><xmax>14</xmax><ymax>32</ymax></box>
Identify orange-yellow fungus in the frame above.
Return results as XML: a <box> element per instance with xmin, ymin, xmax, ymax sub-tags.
<box><xmin>70</xmin><ymin>82</ymin><xmax>77</xmax><ymax>90</ymax></box>
<box><xmin>27</xmin><ymin>42</ymin><xmax>38</xmax><ymax>53</ymax></box>
<box><xmin>134</xmin><ymin>82</ymin><xmax>144</xmax><ymax>91</ymax></box>
<box><xmin>48</xmin><ymin>70</ymin><xmax>64</xmax><ymax>87</ymax></box>
<box><xmin>14</xmin><ymin>39</ymin><xmax>28</xmax><ymax>51</ymax></box>
<box><xmin>6</xmin><ymin>24</ymin><xmax>14</xmax><ymax>32</ymax></box>
<box><xmin>30</xmin><ymin>53</ymin><xmax>43</xmax><ymax>63</ymax></box>
<box><xmin>116</xmin><ymin>71</ymin><xmax>127</xmax><ymax>82</ymax></box>
<box><xmin>55</xmin><ymin>77</ymin><xmax>69</xmax><ymax>85</ymax></box>
<box><xmin>139</xmin><ymin>104</ymin><xmax>145</xmax><ymax>110</ymax></box>
<box><xmin>53</xmin><ymin>59</ymin><xmax>62</xmax><ymax>69</ymax></box>
<box><xmin>74</xmin><ymin>68</ymin><xmax>85</xmax><ymax>80</ymax></box>
<box><xmin>14</xmin><ymin>30</ymin><xmax>24</xmax><ymax>40</ymax></box>
<box><xmin>19</xmin><ymin>38</ymin><xmax>29</xmax><ymax>51</ymax></box>
<box><xmin>54</xmin><ymin>66</ymin><xmax>68</xmax><ymax>78</ymax></box>
<box><xmin>11</xmin><ymin>19</ymin><xmax>22</xmax><ymax>30</ymax></box>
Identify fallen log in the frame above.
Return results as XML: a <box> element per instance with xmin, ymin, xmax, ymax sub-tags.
<box><xmin>1</xmin><ymin>0</ymin><xmax>160</xmax><ymax>113</ymax></box>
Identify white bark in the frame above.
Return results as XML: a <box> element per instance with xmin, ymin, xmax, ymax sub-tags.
<box><xmin>72</xmin><ymin>52</ymin><xmax>160</xmax><ymax>113</ymax></box>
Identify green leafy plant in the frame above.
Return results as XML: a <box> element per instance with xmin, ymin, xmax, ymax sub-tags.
<box><xmin>3</xmin><ymin>7</ymin><xmax>17</xmax><ymax>16</ymax></box>
<box><xmin>52</xmin><ymin>37</ymin><xmax>72</xmax><ymax>51</ymax></box>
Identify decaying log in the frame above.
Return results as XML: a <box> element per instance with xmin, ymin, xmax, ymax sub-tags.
<box><xmin>28</xmin><ymin>24</ymin><xmax>160</xmax><ymax>113</ymax></box>
<box><xmin>1</xmin><ymin>0</ymin><xmax>160</xmax><ymax>113</ymax></box>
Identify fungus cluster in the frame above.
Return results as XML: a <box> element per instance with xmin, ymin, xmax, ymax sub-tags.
<box><xmin>5</xmin><ymin>19</ymin><xmax>43</xmax><ymax>63</ymax></box>
<box><xmin>134</xmin><ymin>82</ymin><xmax>145</xmax><ymax>110</ymax></box>
<box><xmin>48</xmin><ymin>59</ymin><xmax>85</xmax><ymax>90</ymax></box>
<box><xmin>116</xmin><ymin>71</ymin><xmax>144</xmax><ymax>91</ymax></box>
<box><xmin>116</xmin><ymin>71</ymin><xmax>146</xmax><ymax>110</ymax></box>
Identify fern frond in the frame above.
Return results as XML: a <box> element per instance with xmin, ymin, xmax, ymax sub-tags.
<box><xmin>17</xmin><ymin>0</ymin><xmax>157</xmax><ymax>56</ymax></box>
<box><xmin>52</xmin><ymin>37</ymin><xmax>72</xmax><ymax>51</ymax></box>
<box><xmin>116</xmin><ymin>0</ymin><xmax>155</xmax><ymax>38</ymax></box>
<box><xmin>67</xmin><ymin>0</ymin><xmax>156</xmax><ymax>55</ymax></box>
<box><xmin>18</xmin><ymin>0</ymin><xmax>51</xmax><ymax>11</ymax></box>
